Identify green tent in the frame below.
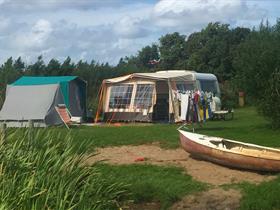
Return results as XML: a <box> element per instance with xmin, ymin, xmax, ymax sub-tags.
<box><xmin>11</xmin><ymin>76</ymin><xmax>87</xmax><ymax>119</ymax></box>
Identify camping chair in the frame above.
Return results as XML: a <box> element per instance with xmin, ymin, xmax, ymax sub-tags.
<box><xmin>211</xmin><ymin>109</ymin><xmax>234</xmax><ymax>120</ymax></box>
<box><xmin>55</xmin><ymin>104</ymin><xmax>82</xmax><ymax>129</ymax></box>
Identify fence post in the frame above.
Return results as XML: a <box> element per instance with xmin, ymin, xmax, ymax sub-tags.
<box><xmin>28</xmin><ymin>120</ymin><xmax>34</xmax><ymax>142</ymax></box>
<box><xmin>0</xmin><ymin>123</ymin><xmax>6</xmax><ymax>144</ymax></box>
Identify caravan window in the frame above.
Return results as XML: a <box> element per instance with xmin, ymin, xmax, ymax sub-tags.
<box><xmin>109</xmin><ymin>84</ymin><xmax>133</xmax><ymax>109</ymax></box>
<box><xmin>176</xmin><ymin>82</ymin><xmax>194</xmax><ymax>92</ymax></box>
<box><xmin>198</xmin><ymin>80</ymin><xmax>220</xmax><ymax>96</ymax></box>
<box><xmin>134</xmin><ymin>84</ymin><xmax>154</xmax><ymax>108</ymax></box>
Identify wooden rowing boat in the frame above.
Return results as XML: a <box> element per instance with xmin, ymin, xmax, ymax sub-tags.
<box><xmin>179</xmin><ymin>130</ymin><xmax>280</xmax><ymax>172</ymax></box>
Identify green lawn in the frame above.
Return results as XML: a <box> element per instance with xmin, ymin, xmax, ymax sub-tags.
<box><xmin>196</xmin><ymin>107</ymin><xmax>280</xmax><ymax>147</ymax></box>
<box><xmin>238</xmin><ymin>176</ymin><xmax>280</xmax><ymax>210</ymax></box>
<box><xmin>96</xmin><ymin>164</ymin><xmax>206</xmax><ymax>209</ymax></box>
<box><xmin>46</xmin><ymin>106</ymin><xmax>280</xmax><ymax>149</ymax></box>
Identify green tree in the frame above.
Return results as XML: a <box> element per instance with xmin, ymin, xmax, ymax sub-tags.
<box><xmin>233</xmin><ymin>20</ymin><xmax>280</xmax><ymax>127</ymax></box>
<box><xmin>13</xmin><ymin>57</ymin><xmax>25</xmax><ymax>73</ymax></box>
<box><xmin>0</xmin><ymin>57</ymin><xmax>22</xmax><ymax>107</ymax></box>
<box><xmin>27</xmin><ymin>55</ymin><xmax>45</xmax><ymax>75</ymax></box>
<box><xmin>137</xmin><ymin>44</ymin><xmax>159</xmax><ymax>68</ymax></box>
<box><xmin>0</xmin><ymin>57</ymin><xmax>23</xmax><ymax>84</ymax></box>
<box><xmin>159</xmin><ymin>32</ymin><xmax>186</xmax><ymax>69</ymax></box>
<box><xmin>60</xmin><ymin>56</ymin><xmax>75</xmax><ymax>75</ymax></box>
<box><xmin>46</xmin><ymin>59</ymin><xmax>61</xmax><ymax>76</ymax></box>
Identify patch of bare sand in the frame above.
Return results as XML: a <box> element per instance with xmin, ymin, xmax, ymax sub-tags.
<box><xmin>85</xmin><ymin>144</ymin><xmax>276</xmax><ymax>185</ymax></box>
<box><xmin>170</xmin><ymin>188</ymin><xmax>242</xmax><ymax>210</ymax></box>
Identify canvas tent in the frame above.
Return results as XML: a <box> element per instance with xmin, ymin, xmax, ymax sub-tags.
<box><xmin>0</xmin><ymin>76</ymin><xmax>87</xmax><ymax>127</ymax></box>
<box><xmin>95</xmin><ymin>70</ymin><xmax>220</xmax><ymax>123</ymax></box>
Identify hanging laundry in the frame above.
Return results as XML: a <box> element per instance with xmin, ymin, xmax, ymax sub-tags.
<box><xmin>180</xmin><ymin>93</ymin><xmax>189</xmax><ymax>121</ymax></box>
<box><xmin>193</xmin><ymin>91</ymin><xmax>201</xmax><ymax>122</ymax></box>
<box><xmin>206</xmin><ymin>92</ymin><xmax>213</xmax><ymax>118</ymax></box>
<box><xmin>175</xmin><ymin>90</ymin><xmax>215</xmax><ymax>124</ymax></box>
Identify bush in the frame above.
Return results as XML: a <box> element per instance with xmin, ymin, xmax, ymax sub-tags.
<box><xmin>220</xmin><ymin>81</ymin><xmax>238</xmax><ymax>109</ymax></box>
<box><xmin>0</xmin><ymin>129</ymin><xmax>128</xmax><ymax>210</ymax></box>
<box><xmin>258</xmin><ymin>70</ymin><xmax>280</xmax><ymax>128</ymax></box>
<box><xmin>233</xmin><ymin>22</ymin><xmax>280</xmax><ymax>128</ymax></box>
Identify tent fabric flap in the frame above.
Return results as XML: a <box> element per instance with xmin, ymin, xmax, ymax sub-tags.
<box><xmin>45</xmin><ymin>86</ymin><xmax>65</xmax><ymax>125</ymax></box>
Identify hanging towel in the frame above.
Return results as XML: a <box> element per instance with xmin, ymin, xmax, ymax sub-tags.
<box><xmin>180</xmin><ymin>93</ymin><xmax>189</xmax><ymax>121</ymax></box>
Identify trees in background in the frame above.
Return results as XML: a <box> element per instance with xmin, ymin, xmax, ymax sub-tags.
<box><xmin>233</xmin><ymin>20</ymin><xmax>280</xmax><ymax>128</ymax></box>
<box><xmin>0</xmin><ymin>20</ymin><xmax>279</xmax><ymax>127</ymax></box>
<box><xmin>158</xmin><ymin>32</ymin><xmax>186</xmax><ymax>70</ymax></box>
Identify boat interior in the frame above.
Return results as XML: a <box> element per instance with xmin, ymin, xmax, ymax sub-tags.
<box><xmin>209</xmin><ymin>138</ymin><xmax>280</xmax><ymax>160</ymax></box>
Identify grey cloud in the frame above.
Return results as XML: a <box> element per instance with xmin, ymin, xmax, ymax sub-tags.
<box><xmin>152</xmin><ymin>0</ymin><xmax>267</xmax><ymax>34</ymax></box>
<box><xmin>0</xmin><ymin>0</ymin><xmax>135</xmax><ymax>12</ymax></box>
<box><xmin>113</xmin><ymin>16</ymin><xmax>151</xmax><ymax>39</ymax></box>
<box><xmin>0</xmin><ymin>0</ymin><xmax>276</xmax><ymax>65</ymax></box>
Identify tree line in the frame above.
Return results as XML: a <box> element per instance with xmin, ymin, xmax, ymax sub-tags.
<box><xmin>0</xmin><ymin>20</ymin><xmax>279</xmax><ymax>127</ymax></box>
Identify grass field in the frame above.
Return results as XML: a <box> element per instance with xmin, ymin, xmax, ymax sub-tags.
<box><xmin>5</xmin><ymin>107</ymin><xmax>280</xmax><ymax>209</ymax></box>
<box><xmin>47</xmin><ymin>106</ymin><xmax>280</xmax><ymax>149</ymax></box>
<box><xmin>96</xmin><ymin>164</ymin><xmax>206</xmax><ymax>209</ymax></box>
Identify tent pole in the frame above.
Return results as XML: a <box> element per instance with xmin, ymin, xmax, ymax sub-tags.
<box><xmin>94</xmin><ymin>82</ymin><xmax>104</xmax><ymax>123</ymax></box>
<box><xmin>167</xmin><ymin>79</ymin><xmax>177</xmax><ymax>123</ymax></box>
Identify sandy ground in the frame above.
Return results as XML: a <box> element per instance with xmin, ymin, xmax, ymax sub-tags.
<box><xmin>85</xmin><ymin>144</ymin><xmax>276</xmax><ymax>185</ymax></box>
<box><xmin>85</xmin><ymin>144</ymin><xmax>277</xmax><ymax>210</ymax></box>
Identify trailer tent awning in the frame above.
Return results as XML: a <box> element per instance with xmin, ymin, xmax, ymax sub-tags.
<box><xmin>104</xmin><ymin>70</ymin><xmax>196</xmax><ymax>83</ymax></box>
<box><xmin>96</xmin><ymin>70</ymin><xmax>220</xmax><ymax>123</ymax></box>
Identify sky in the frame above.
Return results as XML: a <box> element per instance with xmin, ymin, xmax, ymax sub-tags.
<box><xmin>0</xmin><ymin>0</ymin><xmax>279</xmax><ymax>65</ymax></box>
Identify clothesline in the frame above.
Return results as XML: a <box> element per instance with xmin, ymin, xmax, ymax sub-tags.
<box><xmin>173</xmin><ymin>90</ymin><xmax>218</xmax><ymax>124</ymax></box>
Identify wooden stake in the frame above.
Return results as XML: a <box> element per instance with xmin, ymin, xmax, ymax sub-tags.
<box><xmin>28</xmin><ymin>120</ymin><xmax>34</xmax><ymax>141</ymax></box>
<box><xmin>0</xmin><ymin>123</ymin><xmax>6</xmax><ymax>144</ymax></box>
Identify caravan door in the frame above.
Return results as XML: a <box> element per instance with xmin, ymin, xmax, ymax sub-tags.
<box><xmin>153</xmin><ymin>81</ymin><xmax>169</xmax><ymax>122</ymax></box>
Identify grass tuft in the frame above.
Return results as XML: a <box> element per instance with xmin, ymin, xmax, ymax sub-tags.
<box><xmin>239</xmin><ymin>176</ymin><xmax>280</xmax><ymax>210</ymax></box>
<box><xmin>0</xmin><ymin>129</ymin><xmax>129</xmax><ymax>210</ymax></box>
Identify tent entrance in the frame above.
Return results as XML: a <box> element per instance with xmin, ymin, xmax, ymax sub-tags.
<box><xmin>153</xmin><ymin>81</ymin><xmax>169</xmax><ymax>122</ymax></box>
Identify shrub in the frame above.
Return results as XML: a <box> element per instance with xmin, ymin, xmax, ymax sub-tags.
<box><xmin>258</xmin><ymin>70</ymin><xmax>280</xmax><ymax>128</ymax></box>
<box><xmin>220</xmin><ymin>81</ymin><xmax>238</xmax><ymax>109</ymax></box>
<box><xmin>0</xmin><ymin>129</ymin><xmax>128</xmax><ymax>210</ymax></box>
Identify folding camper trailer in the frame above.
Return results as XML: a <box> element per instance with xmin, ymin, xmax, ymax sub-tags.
<box><xmin>95</xmin><ymin>70</ymin><xmax>220</xmax><ymax>123</ymax></box>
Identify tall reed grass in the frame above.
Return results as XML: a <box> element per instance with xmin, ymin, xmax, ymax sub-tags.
<box><xmin>0</xmin><ymin>128</ymin><xmax>128</xmax><ymax>210</ymax></box>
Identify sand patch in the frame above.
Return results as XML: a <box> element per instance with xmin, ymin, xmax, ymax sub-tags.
<box><xmin>85</xmin><ymin>144</ymin><xmax>276</xmax><ymax>185</ymax></box>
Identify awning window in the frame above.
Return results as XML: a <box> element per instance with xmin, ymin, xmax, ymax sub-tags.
<box><xmin>109</xmin><ymin>84</ymin><xmax>133</xmax><ymax>109</ymax></box>
<box><xmin>134</xmin><ymin>84</ymin><xmax>154</xmax><ymax>109</ymax></box>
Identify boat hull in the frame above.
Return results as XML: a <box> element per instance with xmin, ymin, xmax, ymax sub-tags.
<box><xmin>179</xmin><ymin>132</ymin><xmax>280</xmax><ymax>172</ymax></box>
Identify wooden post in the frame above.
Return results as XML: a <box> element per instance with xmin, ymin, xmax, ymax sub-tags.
<box><xmin>28</xmin><ymin>120</ymin><xmax>34</xmax><ymax>142</ymax></box>
<box><xmin>0</xmin><ymin>123</ymin><xmax>6</xmax><ymax>144</ymax></box>
<box><xmin>239</xmin><ymin>91</ymin><xmax>245</xmax><ymax>107</ymax></box>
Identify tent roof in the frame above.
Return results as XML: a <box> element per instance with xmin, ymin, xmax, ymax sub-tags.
<box><xmin>136</xmin><ymin>70</ymin><xmax>195</xmax><ymax>79</ymax></box>
<box><xmin>12</xmin><ymin>76</ymin><xmax>78</xmax><ymax>86</ymax></box>
<box><xmin>0</xmin><ymin>84</ymin><xmax>61</xmax><ymax>121</ymax></box>
<box><xmin>104</xmin><ymin>70</ymin><xmax>197</xmax><ymax>83</ymax></box>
